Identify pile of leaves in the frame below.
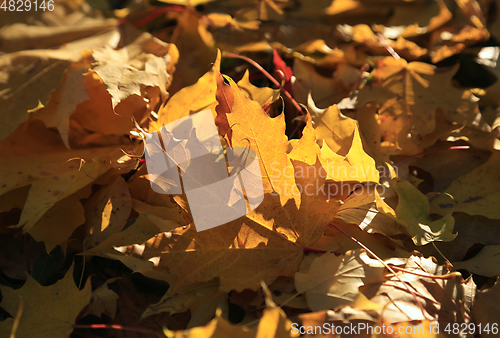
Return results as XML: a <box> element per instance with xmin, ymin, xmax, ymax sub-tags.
<box><xmin>1</xmin><ymin>0</ymin><xmax>500</xmax><ymax>337</ymax></box>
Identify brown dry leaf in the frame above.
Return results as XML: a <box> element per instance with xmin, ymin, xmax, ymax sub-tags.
<box><xmin>295</xmin><ymin>250</ymin><xmax>386</xmax><ymax>312</ymax></box>
<box><xmin>0</xmin><ymin>29</ymin><xmax>119</xmax><ymax>140</ymax></box>
<box><xmin>127</xmin><ymin>164</ymin><xmax>184</xmax><ymax>208</ymax></box>
<box><xmin>91</xmin><ymin>32</ymin><xmax>173</xmax><ymax>110</ymax></box>
<box><xmin>215</xmin><ymin>72</ymin><xmax>235</xmax><ymax>143</ymax></box>
<box><xmin>237</xmin><ymin>70</ymin><xmax>280</xmax><ymax>108</ymax></box>
<box><xmin>84</xmin><ymin>175</ymin><xmax>132</xmax><ymax>248</ymax></box>
<box><xmin>206</xmin><ymin>12</ymin><xmax>260</xmax><ymax>31</ymax></box>
<box><xmin>0</xmin><ymin>216</ymin><xmax>46</xmax><ymax>281</ymax></box>
<box><xmin>164</xmin><ymin>307</ymin><xmax>293</xmax><ymax>338</ymax></box>
<box><xmin>473</xmin><ymin>279</ymin><xmax>500</xmax><ymax>338</ymax></box>
<box><xmin>360</xmin><ymin>255</ymin><xmax>466</xmax><ymax>323</ymax></box>
<box><xmin>421</xmin><ymin>213</ymin><xmax>500</xmax><ymax>263</ymax></box>
<box><xmin>87</xmin><ymin>280</ymin><xmax>120</xmax><ymax>319</ymax></box>
<box><xmin>185</xmin><ymin>291</ymin><xmax>228</xmax><ymax>329</ymax></box>
<box><xmin>339</xmin><ymin>24</ymin><xmax>428</xmax><ymax>60</ymax></box>
<box><xmin>28</xmin><ymin>193</ymin><xmax>87</xmax><ymax>253</ymax></box>
<box><xmin>356</xmin><ymin>57</ymin><xmax>481</xmax><ymax>156</ymax></box>
<box><xmin>308</xmin><ymin>218</ymin><xmax>399</xmax><ymax>260</ymax></box>
<box><xmin>91</xmin><ymin>72</ymin><xmax>382</xmax><ymax>293</ymax></box>
<box><xmin>112</xmin><ymin>222</ymin><xmax>303</xmax><ymax>292</ymax></box>
<box><xmin>431</xmin><ymin>26</ymin><xmax>490</xmax><ymax>63</ymax></box>
<box><xmin>164</xmin><ymin>284</ymin><xmax>297</xmax><ymax>338</ymax></box>
<box><xmin>292</xmin><ymin>59</ymin><xmax>359</xmax><ymax>109</ymax></box>
<box><xmin>388</xmin><ymin>37</ymin><xmax>429</xmax><ymax>60</ymax></box>
<box><xmin>142</xmin><ymin>280</ymin><xmax>220</xmax><ymax>320</ymax></box>
<box><xmin>0</xmin><ymin>119</ymin><xmax>135</xmax><ymax>253</ymax></box>
<box><xmin>165</xmin><ymin>7</ymin><xmax>217</xmax><ymax>94</ymax></box>
<box><xmin>440</xmin><ymin>151</ymin><xmax>500</xmax><ymax>219</ymax></box>
<box><xmin>143</xmin><ymin>280</ymin><xmax>228</xmax><ymax>329</ymax></box>
<box><xmin>456</xmin><ymin>0</ymin><xmax>486</xmax><ymax>28</ymax></box>
<box><xmin>452</xmin><ymin>245</ymin><xmax>500</xmax><ymax>276</ymax></box>
<box><xmin>0</xmin><ymin>4</ymin><xmax>117</xmax><ymax>53</ymax></box>
<box><xmin>105</xmin><ymin>275</ymin><xmax>172</xmax><ymax>338</ymax></box>
<box><xmin>18</xmin><ymin>154</ymin><xmax>112</xmax><ymax>234</ymax></box>
<box><xmin>325</xmin><ymin>0</ymin><xmax>361</xmax><ymax>15</ymax></box>
<box><xmin>84</xmin><ymin>223</ymin><xmax>175</xmax><ymax>289</ymax></box>
<box><xmin>335</xmin><ymin>189</ymin><xmax>410</xmax><ymax>239</ymax></box>
<box><xmin>308</xmin><ymin>255</ymin><xmax>466</xmax><ymax>324</ymax></box>
<box><xmin>30</xmin><ymin>51</ymin><xmax>93</xmax><ymax>148</ymax></box>
<box><xmin>0</xmin><ymin>264</ymin><xmax>92</xmax><ymax>338</ymax></box>
<box><xmin>386</xmin><ymin>0</ymin><xmax>452</xmax><ymax>38</ymax></box>
<box><xmin>84</xmin><ymin>197</ymin><xmax>302</xmax><ymax>293</ymax></box>
<box><xmin>131</xmin><ymin>198</ymin><xmax>186</xmax><ymax>232</ymax></box>
<box><xmin>308</xmin><ymin>99</ymin><xmax>357</xmax><ymax>156</ymax></box>
<box><xmin>224</xmin><ymin>75</ymin><xmax>345</xmax><ymax>246</ymax></box>
<box><xmin>151</xmin><ymin>50</ymin><xmax>220</xmax><ymax>131</ymax></box>
<box><xmin>393</xmin><ymin>142</ymin><xmax>491</xmax><ymax>193</ymax></box>
<box><xmin>63</xmin><ymin>33</ymin><xmax>177</xmax><ymax>140</ymax></box>
<box><xmin>81</xmin><ymin>214</ymin><xmax>164</xmax><ymax>257</ymax></box>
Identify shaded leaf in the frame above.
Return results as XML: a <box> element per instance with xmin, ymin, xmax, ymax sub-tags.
<box><xmin>0</xmin><ymin>264</ymin><xmax>92</xmax><ymax>338</ymax></box>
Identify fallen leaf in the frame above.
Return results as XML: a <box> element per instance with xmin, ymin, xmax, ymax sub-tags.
<box><xmin>151</xmin><ymin>50</ymin><xmax>220</xmax><ymax>131</ymax></box>
<box><xmin>86</xmin><ymin>279</ymin><xmax>120</xmax><ymax>319</ymax></box>
<box><xmin>443</xmin><ymin>151</ymin><xmax>500</xmax><ymax>219</ymax></box>
<box><xmin>237</xmin><ymin>70</ymin><xmax>280</xmax><ymax>109</ymax></box>
<box><xmin>376</xmin><ymin>177</ymin><xmax>457</xmax><ymax>245</ymax></box>
<box><xmin>295</xmin><ymin>250</ymin><xmax>386</xmax><ymax>312</ymax></box>
<box><xmin>28</xmin><ymin>193</ymin><xmax>86</xmax><ymax>253</ymax></box>
<box><xmin>0</xmin><ymin>264</ymin><xmax>92</xmax><ymax>338</ymax></box>
<box><xmin>91</xmin><ymin>33</ymin><xmax>172</xmax><ymax>110</ymax></box>
<box><xmin>453</xmin><ymin>245</ymin><xmax>500</xmax><ymax>277</ymax></box>
<box><xmin>308</xmin><ymin>99</ymin><xmax>357</xmax><ymax>156</ymax></box>
<box><xmin>0</xmin><ymin>29</ymin><xmax>119</xmax><ymax>140</ymax></box>
<box><xmin>430</xmin><ymin>26</ymin><xmax>489</xmax><ymax>63</ymax></box>
<box><xmin>29</xmin><ymin>51</ymin><xmax>92</xmax><ymax>148</ymax></box>
<box><xmin>142</xmin><ymin>280</ymin><xmax>220</xmax><ymax>319</ymax></box>
<box><xmin>0</xmin><ymin>7</ymin><xmax>117</xmax><ymax>53</ymax></box>
<box><xmin>84</xmin><ymin>175</ymin><xmax>132</xmax><ymax>248</ymax></box>
<box><xmin>292</xmin><ymin>59</ymin><xmax>356</xmax><ymax>108</ymax></box>
<box><xmin>164</xmin><ymin>283</ymin><xmax>297</xmax><ymax>338</ymax></box>
<box><xmin>165</xmin><ymin>8</ymin><xmax>217</xmax><ymax>94</ymax></box>
<box><xmin>356</xmin><ymin>58</ymin><xmax>481</xmax><ymax>156</ymax></box>
<box><xmin>473</xmin><ymin>279</ymin><xmax>500</xmax><ymax>338</ymax></box>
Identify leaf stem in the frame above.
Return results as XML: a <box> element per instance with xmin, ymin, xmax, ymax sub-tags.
<box><xmin>389</xmin><ymin>265</ymin><xmax>459</xmax><ymax>280</ymax></box>
<box><xmin>223</xmin><ymin>51</ymin><xmax>304</xmax><ymax>115</ymax></box>
<box><xmin>431</xmin><ymin>242</ymin><xmax>453</xmax><ymax>266</ymax></box>
<box><xmin>376</xmin><ymin>33</ymin><xmax>401</xmax><ymax>60</ymax></box>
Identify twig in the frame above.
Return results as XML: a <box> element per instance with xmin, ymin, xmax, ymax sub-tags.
<box><xmin>223</xmin><ymin>51</ymin><xmax>304</xmax><ymax>115</ymax></box>
<box><xmin>389</xmin><ymin>266</ymin><xmax>459</xmax><ymax>280</ymax></box>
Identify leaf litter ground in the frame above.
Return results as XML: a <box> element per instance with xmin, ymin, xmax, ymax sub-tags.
<box><xmin>0</xmin><ymin>0</ymin><xmax>500</xmax><ymax>337</ymax></box>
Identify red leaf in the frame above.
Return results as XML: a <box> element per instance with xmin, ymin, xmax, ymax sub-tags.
<box><xmin>215</xmin><ymin>71</ymin><xmax>234</xmax><ymax>146</ymax></box>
